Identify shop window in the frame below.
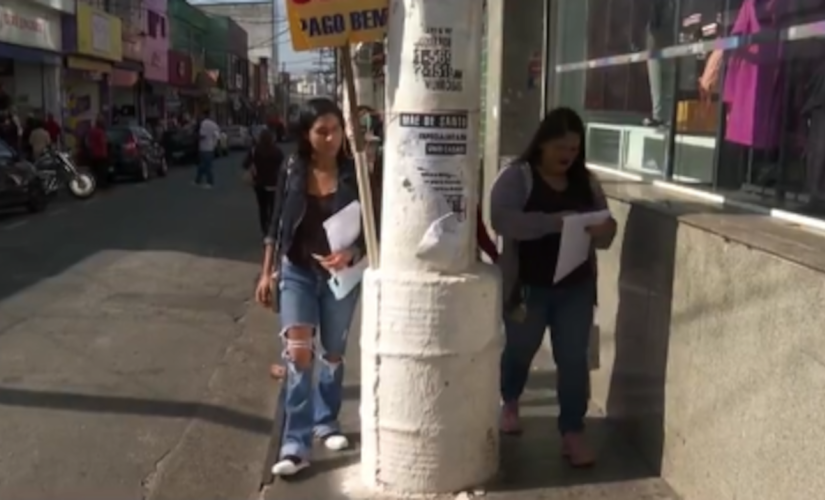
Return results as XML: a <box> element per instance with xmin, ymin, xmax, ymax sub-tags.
<box><xmin>552</xmin><ymin>0</ymin><xmax>825</xmax><ymax>217</ymax></box>
<box><xmin>147</xmin><ymin>11</ymin><xmax>163</xmax><ymax>39</ymax></box>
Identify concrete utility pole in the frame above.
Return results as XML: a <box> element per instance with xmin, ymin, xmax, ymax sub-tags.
<box><xmin>360</xmin><ymin>0</ymin><xmax>501</xmax><ymax>495</ymax></box>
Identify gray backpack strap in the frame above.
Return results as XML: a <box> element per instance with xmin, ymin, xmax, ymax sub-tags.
<box><xmin>519</xmin><ymin>162</ymin><xmax>533</xmax><ymax>199</ymax></box>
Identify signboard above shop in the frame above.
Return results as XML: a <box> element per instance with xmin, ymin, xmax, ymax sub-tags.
<box><xmin>0</xmin><ymin>0</ymin><xmax>62</xmax><ymax>52</ymax></box>
<box><xmin>286</xmin><ymin>0</ymin><xmax>388</xmax><ymax>51</ymax></box>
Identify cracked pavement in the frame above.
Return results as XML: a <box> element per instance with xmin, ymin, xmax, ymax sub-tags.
<box><xmin>0</xmin><ymin>155</ymin><xmax>280</xmax><ymax>500</ymax></box>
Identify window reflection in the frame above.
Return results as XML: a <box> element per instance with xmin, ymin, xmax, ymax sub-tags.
<box><xmin>554</xmin><ymin>0</ymin><xmax>825</xmax><ymax>216</ymax></box>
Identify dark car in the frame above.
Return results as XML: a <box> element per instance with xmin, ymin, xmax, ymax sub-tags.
<box><xmin>163</xmin><ymin>124</ymin><xmax>197</xmax><ymax>165</ymax></box>
<box><xmin>164</xmin><ymin>123</ymin><xmax>228</xmax><ymax>164</ymax></box>
<box><xmin>0</xmin><ymin>137</ymin><xmax>49</xmax><ymax>213</ymax></box>
<box><xmin>106</xmin><ymin>125</ymin><xmax>168</xmax><ymax>182</ymax></box>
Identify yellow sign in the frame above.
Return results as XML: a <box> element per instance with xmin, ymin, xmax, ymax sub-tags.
<box><xmin>286</xmin><ymin>0</ymin><xmax>388</xmax><ymax>52</ymax></box>
<box><xmin>76</xmin><ymin>3</ymin><xmax>122</xmax><ymax>62</ymax></box>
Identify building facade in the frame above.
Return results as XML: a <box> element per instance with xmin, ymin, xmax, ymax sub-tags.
<box><xmin>197</xmin><ymin>1</ymin><xmax>278</xmax><ymax>105</ymax></box>
<box><xmin>202</xmin><ymin>14</ymin><xmax>248</xmax><ymax>123</ymax></box>
<box><xmin>61</xmin><ymin>1</ymin><xmax>122</xmax><ymax>149</ymax></box>
<box><xmin>168</xmin><ymin>0</ymin><xmax>210</xmax><ymax>118</ymax></box>
<box><xmin>141</xmin><ymin>0</ymin><xmax>169</xmax><ymax>120</ymax></box>
<box><xmin>0</xmin><ymin>0</ymin><xmax>69</xmax><ymax>118</ymax></box>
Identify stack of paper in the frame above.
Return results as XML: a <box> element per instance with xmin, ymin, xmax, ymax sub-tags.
<box><xmin>322</xmin><ymin>201</ymin><xmax>365</xmax><ymax>299</ymax></box>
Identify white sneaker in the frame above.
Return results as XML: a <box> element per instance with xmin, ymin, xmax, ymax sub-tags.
<box><xmin>323</xmin><ymin>434</ymin><xmax>350</xmax><ymax>451</ymax></box>
<box><xmin>271</xmin><ymin>457</ymin><xmax>309</xmax><ymax>476</ymax></box>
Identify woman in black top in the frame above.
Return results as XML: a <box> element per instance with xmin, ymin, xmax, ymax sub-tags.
<box><xmin>254</xmin><ymin>98</ymin><xmax>366</xmax><ymax>477</ymax></box>
<box><xmin>490</xmin><ymin>108</ymin><xmax>616</xmax><ymax>467</ymax></box>
<box><xmin>243</xmin><ymin>127</ymin><xmax>284</xmax><ymax>236</ymax></box>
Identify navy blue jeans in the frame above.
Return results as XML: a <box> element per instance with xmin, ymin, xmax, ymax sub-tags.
<box><xmin>195</xmin><ymin>150</ymin><xmax>214</xmax><ymax>186</ymax></box>
<box><xmin>500</xmin><ymin>279</ymin><xmax>595</xmax><ymax>434</ymax></box>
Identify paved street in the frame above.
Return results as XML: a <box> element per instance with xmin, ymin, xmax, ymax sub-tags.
<box><xmin>0</xmin><ymin>154</ymin><xmax>281</xmax><ymax>500</ymax></box>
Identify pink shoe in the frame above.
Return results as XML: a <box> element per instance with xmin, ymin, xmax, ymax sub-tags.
<box><xmin>562</xmin><ymin>432</ymin><xmax>596</xmax><ymax>467</ymax></box>
<box><xmin>500</xmin><ymin>402</ymin><xmax>522</xmax><ymax>435</ymax></box>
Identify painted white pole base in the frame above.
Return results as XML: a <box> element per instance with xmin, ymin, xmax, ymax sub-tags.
<box><xmin>360</xmin><ymin>265</ymin><xmax>503</xmax><ymax>495</ymax></box>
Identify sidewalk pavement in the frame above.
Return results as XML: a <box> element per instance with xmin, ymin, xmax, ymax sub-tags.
<box><xmin>262</xmin><ymin>308</ymin><xmax>680</xmax><ymax>500</ymax></box>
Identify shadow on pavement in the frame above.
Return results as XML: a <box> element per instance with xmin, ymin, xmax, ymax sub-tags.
<box><xmin>0</xmin><ymin>386</ymin><xmax>272</xmax><ymax>435</ymax></box>
<box><xmin>494</xmin><ymin>415</ymin><xmax>656</xmax><ymax>492</ymax></box>
<box><xmin>490</xmin><ymin>368</ymin><xmax>658</xmax><ymax>493</ymax></box>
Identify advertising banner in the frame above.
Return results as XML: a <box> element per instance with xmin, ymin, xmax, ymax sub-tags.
<box><xmin>286</xmin><ymin>0</ymin><xmax>388</xmax><ymax>52</ymax></box>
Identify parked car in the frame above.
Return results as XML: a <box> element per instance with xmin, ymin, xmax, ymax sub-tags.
<box><xmin>250</xmin><ymin>124</ymin><xmax>266</xmax><ymax>144</ymax></box>
<box><xmin>105</xmin><ymin>125</ymin><xmax>168</xmax><ymax>182</ymax></box>
<box><xmin>224</xmin><ymin>125</ymin><xmax>252</xmax><ymax>150</ymax></box>
<box><xmin>162</xmin><ymin>122</ymin><xmax>228</xmax><ymax>164</ymax></box>
<box><xmin>0</xmin><ymin>137</ymin><xmax>49</xmax><ymax>213</ymax></box>
<box><xmin>163</xmin><ymin>125</ymin><xmax>197</xmax><ymax>165</ymax></box>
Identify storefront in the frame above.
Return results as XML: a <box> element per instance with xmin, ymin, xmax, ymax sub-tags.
<box><xmin>547</xmin><ymin>0</ymin><xmax>825</xmax><ymax>218</ymax></box>
<box><xmin>166</xmin><ymin>50</ymin><xmax>195</xmax><ymax>119</ymax></box>
<box><xmin>63</xmin><ymin>3</ymin><xmax>121</xmax><ymax>149</ymax></box>
<box><xmin>0</xmin><ymin>0</ymin><xmax>64</xmax><ymax>117</ymax></box>
<box><xmin>142</xmin><ymin>1</ymin><xmax>169</xmax><ymax>123</ymax></box>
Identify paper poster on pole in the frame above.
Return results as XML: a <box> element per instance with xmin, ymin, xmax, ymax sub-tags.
<box><xmin>395</xmin><ymin>111</ymin><xmax>475</xmax><ymax>222</ymax></box>
<box><xmin>387</xmin><ymin>2</ymin><xmax>484</xmax><ymax>109</ymax></box>
<box><xmin>285</xmin><ymin>0</ymin><xmax>389</xmax><ymax>52</ymax></box>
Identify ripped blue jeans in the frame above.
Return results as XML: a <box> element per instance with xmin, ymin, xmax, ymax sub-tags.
<box><xmin>278</xmin><ymin>259</ymin><xmax>360</xmax><ymax>460</ymax></box>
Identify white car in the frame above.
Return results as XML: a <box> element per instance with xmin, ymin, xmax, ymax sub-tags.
<box><xmin>224</xmin><ymin>125</ymin><xmax>252</xmax><ymax>150</ymax></box>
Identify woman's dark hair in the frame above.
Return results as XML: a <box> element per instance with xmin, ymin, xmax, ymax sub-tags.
<box><xmin>254</xmin><ymin>128</ymin><xmax>280</xmax><ymax>165</ymax></box>
<box><xmin>293</xmin><ymin>97</ymin><xmax>347</xmax><ymax>163</ymax></box>
<box><xmin>517</xmin><ymin>106</ymin><xmax>594</xmax><ymax>204</ymax></box>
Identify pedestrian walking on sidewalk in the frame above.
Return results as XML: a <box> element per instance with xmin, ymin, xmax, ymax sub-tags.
<box><xmin>254</xmin><ymin>98</ymin><xmax>367</xmax><ymax>477</ymax></box>
<box><xmin>490</xmin><ymin>107</ymin><xmax>617</xmax><ymax>468</ymax></box>
<box><xmin>194</xmin><ymin>109</ymin><xmax>220</xmax><ymax>188</ymax></box>
<box><xmin>242</xmin><ymin>126</ymin><xmax>284</xmax><ymax>236</ymax></box>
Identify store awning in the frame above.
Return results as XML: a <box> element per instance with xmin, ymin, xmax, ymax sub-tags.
<box><xmin>0</xmin><ymin>43</ymin><xmax>61</xmax><ymax>66</ymax></box>
<box><xmin>67</xmin><ymin>56</ymin><xmax>112</xmax><ymax>73</ymax></box>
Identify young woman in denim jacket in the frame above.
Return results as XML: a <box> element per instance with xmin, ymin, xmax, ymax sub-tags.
<box><xmin>254</xmin><ymin>98</ymin><xmax>366</xmax><ymax>476</ymax></box>
<box><xmin>490</xmin><ymin>107</ymin><xmax>616</xmax><ymax>467</ymax></box>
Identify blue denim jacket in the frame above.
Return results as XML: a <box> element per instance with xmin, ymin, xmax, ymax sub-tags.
<box><xmin>264</xmin><ymin>155</ymin><xmax>366</xmax><ymax>263</ymax></box>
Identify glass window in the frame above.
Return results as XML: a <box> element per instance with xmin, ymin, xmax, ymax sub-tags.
<box><xmin>148</xmin><ymin>11</ymin><xmax>158</xmax><ymax>38</ymax></box>
<box><xmin>553</xmin><ymin>0</ymin><xmax>825</xmax><ymax>217</ymax></box>
<box><xmin>555</xmin><ymin>0</ymin><xmax>675</xmax><ymax>176</ymax></box>
<box><xmin>557</xmin><ymin>0</ymin><xmax>663</xmax><ymax>64</ymax></box>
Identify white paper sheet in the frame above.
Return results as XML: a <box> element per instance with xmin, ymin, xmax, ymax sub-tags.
<box><xmin>415</xmin><ymin>212</ymin><xmax>462</xmax><ymax>266</ymax></box>
<box><xmin>554</xmin><ymin>210</ymin><xmax>611</xmax><ymax>283</ymax></box>
<box><xmin>328</xmin><ymin>258</ymin><xmax>368</xmax><ymax>299</ymax></box>
<box><xmin>323</xmin><ymin>201</ymin><xmax>362</xmax><ymax>252</ymax></box>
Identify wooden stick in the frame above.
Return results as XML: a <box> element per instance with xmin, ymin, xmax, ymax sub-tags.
<box><xmin>339</xmin><ymin>46</ymin><xmax>380</xmax><ymax>268</ymax></box>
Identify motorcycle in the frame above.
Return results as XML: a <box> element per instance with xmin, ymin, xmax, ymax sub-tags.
<box><xmin>34</xmin><ymin>147</ymin><xmax>96</xmax><ymax>199</ymax></box>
